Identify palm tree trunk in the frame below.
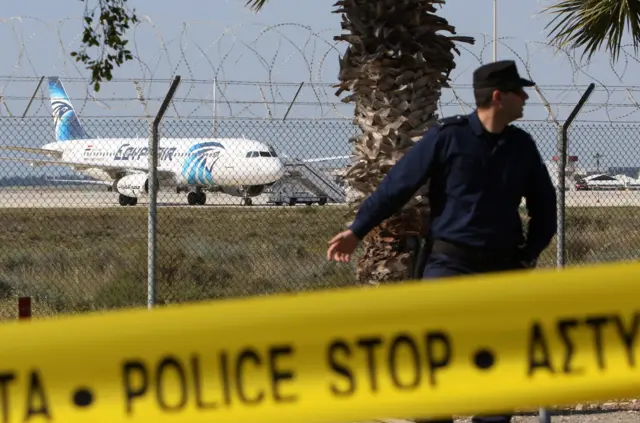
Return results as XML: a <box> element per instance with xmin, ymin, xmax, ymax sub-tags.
<box><xmin>332</xmin><ymin>0</ymin><xmax>473</xmax><ymax>284</ymax></box>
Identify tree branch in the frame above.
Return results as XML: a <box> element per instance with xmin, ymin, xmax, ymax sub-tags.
<box><xmin>244</xmin><ymin>0</ymin><xmax>269</xmax><ymax>12</ymax></box>
<box><xmin>542</xmin><ymin>0</ymin><xmax>640</xmax><ymax>63</ymax></box>
<box><xmin>71</xmin><ymin>0</ymin><xmax>138</xmax><ymax>91</ymax></box>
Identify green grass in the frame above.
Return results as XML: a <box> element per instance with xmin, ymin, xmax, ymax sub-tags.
<box><xmin>0</xmin><ymin>205</ymin><xmax>638</xmax><ymax>320</ymax></box>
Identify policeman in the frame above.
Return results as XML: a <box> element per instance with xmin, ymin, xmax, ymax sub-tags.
<box><xmin>326</xmin><ymin>60</ymin><xmax>557</xmax><ymax>423</ymax></box>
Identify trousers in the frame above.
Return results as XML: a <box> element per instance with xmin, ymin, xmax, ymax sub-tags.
<box><xmin>414</xmin><ymin>245</ymin><xmax>525</xmax><ymax>423</ymax></box>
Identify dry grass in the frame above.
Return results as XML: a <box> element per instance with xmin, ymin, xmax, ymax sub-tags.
<box><xmin>0</xmin><ymin>206</ymin><xmax>356</xmax><ymax>320</ymax></box>
<box><xmin>0</xmin><ymin>205</ymin><xmax>638</xmax><ymax>321</ymax></box>
<box><xmin>535</xmin><ymin>206</ymin><xmax>640</xmax><ymax>267</ymax></box>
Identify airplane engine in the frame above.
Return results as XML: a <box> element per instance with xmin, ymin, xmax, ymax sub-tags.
<box><xmin>113</xmin><ymin>174</ymin><xmax>158</xmax><ymax>198</ymax></box>
<box><xmin>220</xmin><ymin>185</ymin><xmax>265</xmax><ymax>197</ymax></box>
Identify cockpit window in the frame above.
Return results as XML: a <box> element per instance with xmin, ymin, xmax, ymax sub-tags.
<box><xmin>246</xmin><ymin>151</ymin><xmax>275</xmax><ymax>158</ymax></box>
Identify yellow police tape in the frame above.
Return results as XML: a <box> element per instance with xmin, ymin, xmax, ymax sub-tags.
<box><xmin>2</xmin><ymin>260</ymin><xmax>640</xmax><ymax>423</ymax></box>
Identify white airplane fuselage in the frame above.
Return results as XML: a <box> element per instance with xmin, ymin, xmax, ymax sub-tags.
<box><xmin>0</xmin><ymin>76</ymin><xmax>290</xmax><ymax>206</ymax></box>
<box><xmin>41</xmin><ymin>137</ymin><xmax>285</xmax><ymax>188</ymax></box>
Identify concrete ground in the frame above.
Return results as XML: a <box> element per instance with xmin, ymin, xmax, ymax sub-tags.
<box><xmin>374</xmin><ymin>405</ymin><xmax>640</xmax><ymax>423</ymax></box>
<box><xmin>1</xmin><ymin>186</ymin><xmax>640</xmax><ymax>209</ymax></box>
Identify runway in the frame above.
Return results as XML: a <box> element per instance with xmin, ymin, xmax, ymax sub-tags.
<box><xmin>0</xmin><ymin>186</ymin><xmax>333</xmax><ymax>209</ymax></box>
<box><xmin>561</xmin><ymin>190</ymin><xmax>640</xmax><ymax>207</ymax></box>
<box><xmin>0</xmin><ymin>187</ymin><xmax>639</xmax><ymax>209</ymax></box>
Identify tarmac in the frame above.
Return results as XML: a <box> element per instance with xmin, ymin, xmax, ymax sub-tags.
<box><xmin>0</xmin><ymin>186</ymin><xmax>639</xmax><ymax>209</ymax></box>
<box><xmin>0</xmin><ymin>186</ymin><xmax>318</xmax><ymax>209</ymax></box>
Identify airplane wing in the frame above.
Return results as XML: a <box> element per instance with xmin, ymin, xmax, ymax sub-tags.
<box><xmin>0</xmin><ymin>156</ymin><xmax>176</xmax><ymax>180</ymax></box>
<box><xmin>300</xmin><ymin>155</ymin><xmax>352</xmax><ymax>163</ymax></box>
<box><xmin>0</xmin><ymin>146</ymin><xmax>64</xmax><ymax>159</ymax></box>
<box><xmin>282</xmin><ymin>155</ymin><xmax>353</xmax><ymax>165</ymax></box>
<box><xmin>45</xmin><ymin>177</ymin><xmax>113</xmax><ymax>187</ymax></box>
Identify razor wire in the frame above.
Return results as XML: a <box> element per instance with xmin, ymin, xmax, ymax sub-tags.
<box><xmin>1</xmin><ymin>17</ymin><xmax>640</xmax><ymax>122</ymax></box>
<box><xmin>0</xmin><ymin>16</ymin><xmax>349</xmax><ymax>120</ymax></box>
<box><xmin>446</xmin><ymin>33</ymin><xmax>640</xmax><ymax>124</ymax></box>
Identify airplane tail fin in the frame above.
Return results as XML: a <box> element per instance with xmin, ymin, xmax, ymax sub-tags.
<box><xmin>48</xmin><ymin>77</ymin><xmax>88</xmax><ymax>141</ymax></box>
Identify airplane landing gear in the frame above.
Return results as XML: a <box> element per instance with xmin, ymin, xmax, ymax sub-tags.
<box><xmin>187</xmin><ymin>188</ymin><xmax>207</xmax><ymax>206</ymax></box>
<box><xmin>241</xmin><ymin>197</ymin><xmax>252</xmax><ymax>206</ymax></box>
<box><xmin>118</xmin><ymin>194</ymin><xmax>137</xmax><ymax>206</ymax></box>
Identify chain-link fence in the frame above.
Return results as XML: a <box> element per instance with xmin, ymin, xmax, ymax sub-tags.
<box><xmin>522</xmin><ymin>121</ymin><xmax>640</xmax><ymax>267</ymax></box>
<box><xmin>1</xmin><ymin>88</ymin><xmax>640</xmax><ymax>320</ymax></box>
<box><xmin>0</xmin><ymin>111</ymin><xmax>360</xmax><ymax>318</ymax></box>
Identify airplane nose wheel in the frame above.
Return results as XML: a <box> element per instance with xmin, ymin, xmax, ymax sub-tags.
<box><xmin>241</xmin><ymin>197</ymin><xmax>252</xmax><ymax>206</ymax></box>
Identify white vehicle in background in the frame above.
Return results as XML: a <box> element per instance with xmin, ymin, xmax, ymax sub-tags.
<box><xmin>575</xmin><ymin>174</ymin><xmax>627</xmax><ymax>191</ymax></box>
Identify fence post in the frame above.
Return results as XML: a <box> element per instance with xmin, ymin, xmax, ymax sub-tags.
<box><xmin>18</xmin><ymin>296</ymin><xmax>31</xmax><ymax>319</ymax></box>
<box><xmin>539</xmin><ymin>82</ymin><xmax>595</xmax><ymax>423</ymax></box>
<box><xmin>556</xmin><ymin>124</ymin><xmax>566</xmax><ymax>268</ymax></box>
<box><xmin>21</xmin><ymin>76</ymin><xmax>44</xmax><ymax>118</ymax></box>
<box><xmin>282</xmin><ymin>82</ymin><xmax>304</xmax><ymax>121</ymax></box>
<box><xmin>556</xmin><ymin>83</ymin><xmax>595</xmax><ymax>269</ymax></box>
<box><xmin>148</xmin><ymin>75</ymin><xmax>181</xmax><ymax>309</ymax></box>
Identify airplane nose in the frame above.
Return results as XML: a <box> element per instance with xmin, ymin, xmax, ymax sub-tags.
<box><xmin>273</xmin><ymin>158</ymin><xmax>285</xmax><ymax>179</ymax></box>
<box><xmin>263</xmin><ymin>159</ymin><xmax>285</xmax><ymax>186</ymax></box>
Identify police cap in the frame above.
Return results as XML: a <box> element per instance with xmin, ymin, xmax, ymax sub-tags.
<box><xmin>473</xmin><ymin>60</ymin><xmax>535</xmax><ymax>90</ymax></box>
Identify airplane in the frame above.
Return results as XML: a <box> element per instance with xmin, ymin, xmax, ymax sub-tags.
<box><xmin>0</xmin><ymin>77</ymin><xmax>288</xmax><ymax>206</ymax></box>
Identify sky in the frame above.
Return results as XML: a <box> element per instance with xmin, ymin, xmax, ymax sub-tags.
<box><xmin>2</xmin><ymin>0</ymin><xmax>640</xmax><ymax>119</ymax></box>
<box><xmin>1</xmin><ymin>0</ymin><xmax>640</xmax><ymax>174</ymax></box>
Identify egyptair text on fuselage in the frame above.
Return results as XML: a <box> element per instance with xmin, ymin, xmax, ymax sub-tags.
<box><xmin>112</xmin><ymin>144</ymin><xmax>177</xmax><ymax>162</ymax></box>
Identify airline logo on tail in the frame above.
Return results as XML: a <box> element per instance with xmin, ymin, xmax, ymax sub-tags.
<box><xmin>48</xmin><ymin>77</ymin><xmax>88</xmax><ymax>142</ymax></box>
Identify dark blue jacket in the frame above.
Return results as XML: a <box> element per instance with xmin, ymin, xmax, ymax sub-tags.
<box><xmin>349</xmin><ymin>110</ymin><xmax>557</xmax><ymax>262</ymax></box>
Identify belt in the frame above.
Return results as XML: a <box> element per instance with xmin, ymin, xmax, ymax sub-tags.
<box><xmin>431</xmin><ymin>239</ymin><xmax>520</xmax><ymax>266</ymax></box>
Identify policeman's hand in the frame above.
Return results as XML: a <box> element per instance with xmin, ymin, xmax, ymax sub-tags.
<box><xmin>327</xmin><ymin>229</ymin><xmax>359</xmax><ymax>262</ymax></box>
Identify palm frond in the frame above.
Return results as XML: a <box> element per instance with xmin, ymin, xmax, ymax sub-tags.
<box><xmin>542</xmin><ymin>0</ymin><xmax>640</xmax><ymax>63</ymax></box>
<box><xmin>244</xmin><ymin>0</ymin><xmax>269</xmax><ymax>12</ymax></box>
